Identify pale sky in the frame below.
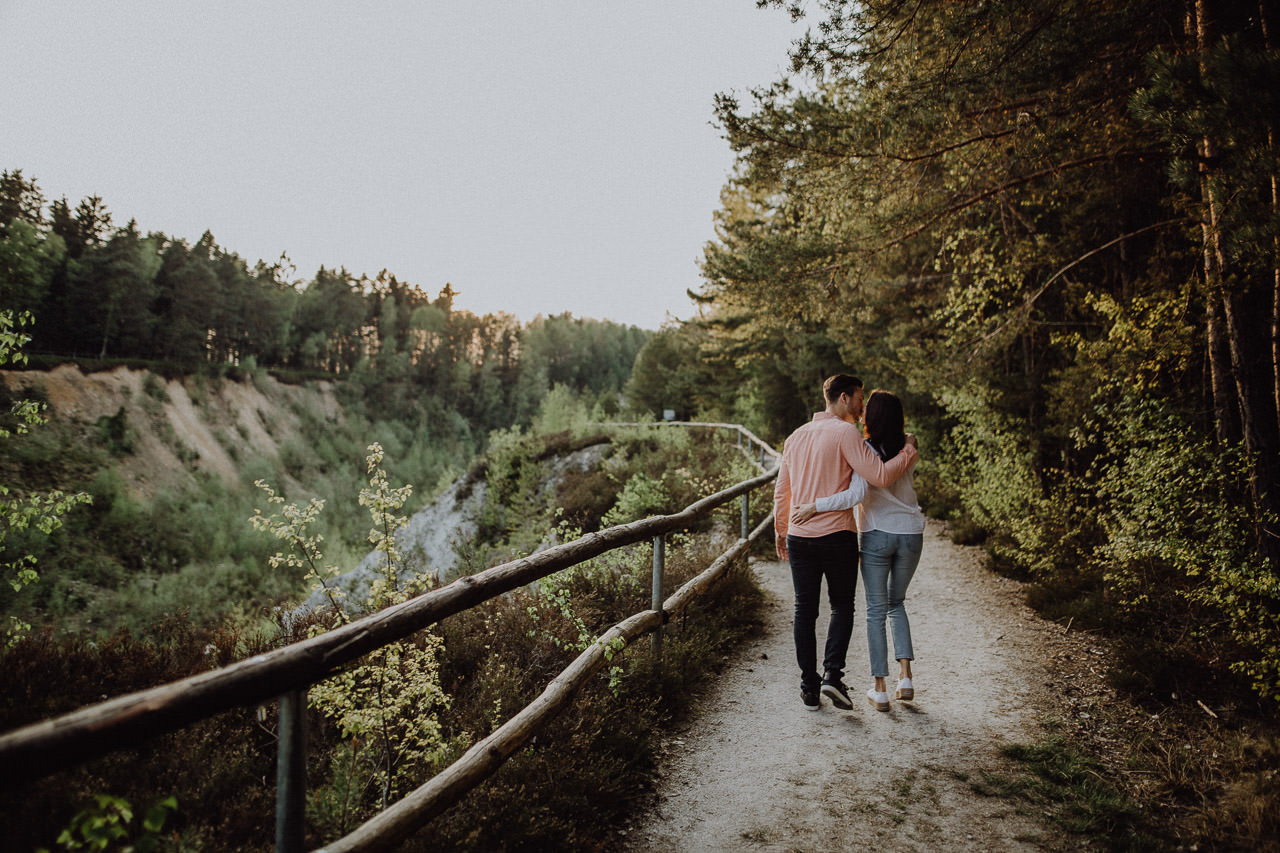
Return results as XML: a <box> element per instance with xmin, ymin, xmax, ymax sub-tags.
<box><xmin>0</xmin><ymin>2</ymin><xmax>805</xmax><ymax>330</ymax></box>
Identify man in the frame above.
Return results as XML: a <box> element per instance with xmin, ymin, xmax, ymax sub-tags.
<box><xmin>774</xmin><ymin>374</ymin><xmax>918</xmax><ymax>711</ymax></box>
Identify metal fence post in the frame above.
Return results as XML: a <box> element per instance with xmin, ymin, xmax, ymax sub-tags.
<box><xmin>276</xmin><ymin>689</ymin><xmax>307</xmax><ymax>853</ymax></box>
<box><xmin>651</xmin><ymin>534</ymin><xmax>665</xmax><ymax>662</ymax></box>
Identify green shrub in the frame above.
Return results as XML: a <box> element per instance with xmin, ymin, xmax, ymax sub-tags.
<box><xmin>1088</xmin><ymin>397</ymin><xmax>1280</xmax><ymax>703</ymax></box>
<box><xmin>237</xmin><ymin>454</ymin><xmax>280</xmax><ymax>489</ymax></box>
<box><xmin>141</xmin><ymin>374</ymin><xmax>167</xmax><ymax>403</ymax></box>
<box><xmin>934</xmin><ymin>385</ymin><xmax>1052</xmax><ymax>580</ymax></box>
<box><xmin>94</xmin><ymin>407</ymin><xmax>134</xmax><ymax>457</ymax></box>
<box><xmin>0</xmin><ymin>613</ymin><xmax>305</xmax><ymax>851</ymax></box>
<box><xmin>278</xmin><ymin>435</ymin><xmax>311</xmax><ymax>479</ymax></box>
<box><xmin>41</xmin><ymin>792</ymin><xmax>177</xmax><ymax>853</ymax></box>
<box><xmin>555</xmin><ymin>467</ymin><xmax>618</xmax><ymax>532</ymax></box>
<box><xmin>601</xmin><ymin>472</ymin><xmax>670</xmax><ymax>526</ymax></box>
<box><xmin>531</xmin><ymin>384</ymin><xmax>595</xmax><ymax>437</ymax></box>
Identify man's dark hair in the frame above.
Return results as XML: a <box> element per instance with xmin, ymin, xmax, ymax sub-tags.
<box><xmin>822</xmin><ymin>374</ymin><xmax>863</xmax><ymax>403</ymax></box>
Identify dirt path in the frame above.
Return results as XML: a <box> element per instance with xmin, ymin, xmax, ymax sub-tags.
<box><xmin>625</xmin><ymin>519</ymin><xmax>1105</xmax><ymax>851</ymax></box>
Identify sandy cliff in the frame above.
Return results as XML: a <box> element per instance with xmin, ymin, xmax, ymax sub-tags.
<box><xmin>1</xmin><ymin>364</ymin><xmax>342</xmax><ymax>497</ymax></box>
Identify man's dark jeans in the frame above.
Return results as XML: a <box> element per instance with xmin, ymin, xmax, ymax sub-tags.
<box><xmin>788</xmin><ymin>531</ymin><xmax>859</xmax><ymax>692</ymax></box>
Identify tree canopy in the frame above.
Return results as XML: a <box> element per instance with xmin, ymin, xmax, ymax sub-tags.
<box><xmin>681</xmin><ymin>0</ymin><xmax>1280</xmax><ymax>703</ymax></box>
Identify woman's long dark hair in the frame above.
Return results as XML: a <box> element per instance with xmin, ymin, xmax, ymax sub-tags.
<box><xmin>864</xmin><ymin>390</ymin><xmax>906</xmax><ymax>461</ymax></box>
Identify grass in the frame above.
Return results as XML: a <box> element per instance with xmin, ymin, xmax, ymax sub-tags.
<box><xmin>1122</xmin><ymin>716</ymin><xmax>1280</xmax><ymax>851</ymax></box>
<box><xmin>968</xmin><ymin>736</ymin><xmax>1160</xmax><ymax>851</ymax></box>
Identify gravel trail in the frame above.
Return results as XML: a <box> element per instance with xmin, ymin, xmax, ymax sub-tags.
<box><xmin>626</xmin><ymin>519</ymin><xmax>1098</xmax><ymax>852</ymax></box>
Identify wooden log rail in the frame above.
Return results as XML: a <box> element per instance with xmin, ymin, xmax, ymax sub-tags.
<box><xmin>0</xmin><ymin>422</ymin><xmax>779</xmax><ymax>777</ymax></box>
<box><xmin>320</xmin><ymin>514</ymin><xmax>775</xmax><ymax>853</ymax></box>
<box><xmin>608</xmin><ymin>420</ymin><xmax>779</xmax><ymax>472</ymax></box>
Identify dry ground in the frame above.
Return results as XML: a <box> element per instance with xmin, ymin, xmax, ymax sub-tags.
<box><xmin>625</xmin><ymin>519</ymin><xmax>1123</xmax><ymax>852</ymax></box>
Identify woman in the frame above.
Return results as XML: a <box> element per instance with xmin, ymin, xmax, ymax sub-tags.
<box><xmin>792</xmin><ymin>389</ymin><xmax>925</xmax><ymax>711</ymax></box>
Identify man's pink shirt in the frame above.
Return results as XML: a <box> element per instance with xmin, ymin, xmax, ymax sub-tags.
<box><xmin>773</xmin><ymin>412</ymin><xmax>917</xmax><ymax>540</ymax></box>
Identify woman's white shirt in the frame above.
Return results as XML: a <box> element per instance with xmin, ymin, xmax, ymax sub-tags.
<box><xmin>814</xmin><ymin>474</ymin><xmax>867</xmax><ymax>513</ymax></box>
<box><xmin>814</xmin><ymin>444</ymin><xmax>926</xmax><ymax>535</ymax></box>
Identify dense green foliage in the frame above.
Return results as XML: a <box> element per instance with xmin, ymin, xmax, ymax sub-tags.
<box><xmin>0</xmin><ymin>419</ymin><xmax>769</xmax><ymax>851</ymax></box>
<box><xmin>633</xmin><ymin>0</ymin><xmax>1280</xmax><ymax>708</ymax></box>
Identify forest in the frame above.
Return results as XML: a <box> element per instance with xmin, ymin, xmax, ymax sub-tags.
<box><xmin>632</xmin><ymin>2</ymin><xmax>1280</xmax><ymax>839</ymax></box>
<box><xmin>633</xmin><ymin>0</ymin><xmax>1280</xmax><ymax>716</ymax></box>
<box><xmin>3</xmin><ymin>0</ymin><xmax>1280</xmax><ymax>847</ymax></box>
<box><xmin>0</xmin><ymin>167</ymin><xmax>648</xmax><ymax>434</ymax></box>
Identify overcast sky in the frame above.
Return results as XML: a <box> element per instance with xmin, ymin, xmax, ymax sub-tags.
<box><xmin>1</xmin><ymin>2</ymin><xmax>805</xmax><ymax>330</ymax></box>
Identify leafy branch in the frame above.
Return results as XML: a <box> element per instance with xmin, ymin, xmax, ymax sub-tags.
<box><xmin>1</xmin><ymin>310</ymin><xmax>92</xmax><ymax>644</ymax></box>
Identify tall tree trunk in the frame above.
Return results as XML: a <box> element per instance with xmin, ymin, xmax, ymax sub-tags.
<box><xmin>1207</xmin><ymin>296</ymin><xmax>1240</xmax><ymax>440</ymax></box>
<box><xmin>1269</xmin><ymin>122</ymin><xmax>1280</xmax><ymax>437</ymax></box>
<box><xmin>1196</xmin><ymin>2</ymin><xmax>1240</xmax><ymax>442</ymax></box>
<box><xmin>1197</xmin><ymin>0</ymin><xmax>1280</xmax><ymax>565</ymax></box>
<box><xmin>1223</xmin><ymin>282</ymin><xmax>1280</xmax><ymax>567</ymax></box>
<box><xmin>1262</xmin><ymin>4</ymin><xmax>1280</xmax><ymax>566</ymax></box>
<box><xmin>1262</xmin><ymin>1</ymin><xmax>1280</xmax><ymax>435</ymax></box>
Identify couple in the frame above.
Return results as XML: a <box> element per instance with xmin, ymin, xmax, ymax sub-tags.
<box><xmin>773</xmin><ymin>374</ymin><xmax>925</xmax><ymax>712</ymax></box>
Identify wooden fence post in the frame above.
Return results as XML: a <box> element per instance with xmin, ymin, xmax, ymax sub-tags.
<box><xmin>740</xmin><ymin>494</ymin><xmax>749</xmax><ymax>541</ymax></box>
<box><xmin>651</xmin><ymin>535</ymin><xmax>665</xmax><ymax>663</ymax></box>
<box><xmin>276</xmin><ymin>689</ymin><xmax>307</xmax><ymax>853</ymax></box>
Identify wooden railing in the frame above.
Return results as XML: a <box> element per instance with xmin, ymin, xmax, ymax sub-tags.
<box><xmin>0</xmin><ymin>422</ymin><xmax>780</xmax><ymax>852</ymax></box>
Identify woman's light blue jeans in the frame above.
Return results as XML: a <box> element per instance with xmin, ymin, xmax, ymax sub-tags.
<box><xmin>859</xmin><ymin>529</ymin><xmax>923</xmax><ymax>678</ymax></box>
